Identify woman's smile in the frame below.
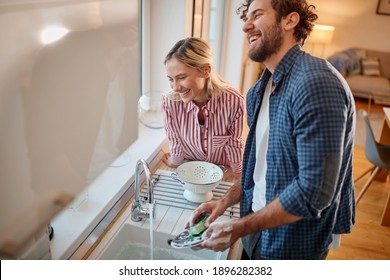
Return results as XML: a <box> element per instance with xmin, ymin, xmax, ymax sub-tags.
<box><xmin>165</xmin><ymin>57</ymin><xmax>209</xmax><ymax>104</ymax></box>
<box><xmin>179</xmin><ymin>89</ymin><xmax>191</xmax><ymax>99</ymax></box>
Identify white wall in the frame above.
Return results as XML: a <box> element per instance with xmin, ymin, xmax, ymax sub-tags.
<box><xmin>308</xmin><ymin>0</ymin><xmax>390</xmax><ymax>57</ymax></box>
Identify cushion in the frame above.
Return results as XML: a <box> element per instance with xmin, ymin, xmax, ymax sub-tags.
<box><xmin>327</xmin><ymin>53</ymin><xmax>349</xmax><ymax>76</ymax></box>
<box><xmin>346</xmin><ymin>74</ymin><xmax>390</xmax><ymax>94</ymax></box>
<box><xmin>350</xmin><ymin>49</ymin><xmax>366</xmax><ymax>74</ymax></box>
<box><xmin>361</xmin><ymin>57</ymin><xmax>381</xmax><ymax>76</ymax></box>
<box><xmin>343</xmin><ymin>49</ymin><xmax>361</xmax><ymax>74</ymax></box>
<box><xmin>327</xmin><ymin>49</ymin><xmax>361</xmax><ymax>76</ymax></box>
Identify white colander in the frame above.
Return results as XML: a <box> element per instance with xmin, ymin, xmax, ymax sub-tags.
<box><xmin>171</xmin><ymin>161</ymin><xmax>224</xmax><ymax>203</ymax></box>
<box><xmin>176</xmin><ymin>161</ymin><xmax>223</xmax><ymax>185</ymax></box>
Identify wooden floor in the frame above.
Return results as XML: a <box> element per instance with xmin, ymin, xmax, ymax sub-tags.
<box><xmin>327</xmin><ymin>98</ymin><xmax>390</xmax><ymax>260</ymax></box>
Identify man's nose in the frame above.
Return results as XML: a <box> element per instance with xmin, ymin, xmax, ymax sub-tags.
<box><xmin>242</xmin><ymin>19</ymin><xmax>252</xmax><ymax>33</ymax></box>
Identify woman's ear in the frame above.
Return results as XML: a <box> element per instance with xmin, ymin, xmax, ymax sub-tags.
<box><xmin>202</xmin><ymin>64</ymin><xmax>211</xmax><ymax>78</ymax></box>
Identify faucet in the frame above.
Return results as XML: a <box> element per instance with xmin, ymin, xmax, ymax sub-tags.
<box><xmin>131</xmin><ymin>159</ymin><xmax>156</xmax><ymax>222</ymax></box>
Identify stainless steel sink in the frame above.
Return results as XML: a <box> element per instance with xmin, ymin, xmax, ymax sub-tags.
<box><xmin>97</xmin><ymin>224</ymin><xmax>228</xmax><ymax>260</ymax></box>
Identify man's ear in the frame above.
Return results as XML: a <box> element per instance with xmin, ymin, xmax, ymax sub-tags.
<box><xmin>283</xmin><ymin>12</ymin><xmax>300</xmax><ymax>31</ymax></box>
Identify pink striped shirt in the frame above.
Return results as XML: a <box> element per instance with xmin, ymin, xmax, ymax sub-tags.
<box><xmin>162</xmin><ymin>87</ymin><xmax>244</xmax><ymax>173</ymax></box>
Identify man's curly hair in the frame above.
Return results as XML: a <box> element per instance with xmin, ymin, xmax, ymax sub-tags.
<box><xmin>236</xmin><ymin>0</ymin><xmax>318</xmax><ymax>45</ymax></box>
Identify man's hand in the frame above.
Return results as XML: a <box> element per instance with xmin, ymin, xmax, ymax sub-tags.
<box><xmin>199</xmin><ymin>219</ymin><xmax>240</xmax><ymax>252</ymax></box>
<box><xmin>186</xmin><ymin>199</ymin><xmax>227</xmax><ymax>230</ymax></box>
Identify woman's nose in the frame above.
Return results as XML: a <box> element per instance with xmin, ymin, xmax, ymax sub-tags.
<box><xmin>172</xmin><ymin>81</ymin><xmax>181</xmax><ymax>91</ymax></box>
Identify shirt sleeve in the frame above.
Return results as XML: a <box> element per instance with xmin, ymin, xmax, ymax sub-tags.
<box><xmin>279</xmin><ymin>74</ymin><xmax>351</xmax><ymax>219</ymax></box>
<box><xmin>161</xmin><ymin>96</ymin><xmax>184</xmax><ymax>166</ymax></box>
<box><xmin>225</xmin><ymin>90</ymin><xmax>245</xmax><ymax>174</ymax></box>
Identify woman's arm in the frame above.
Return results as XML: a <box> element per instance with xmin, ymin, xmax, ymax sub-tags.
<box><xmin>161</xmin><ymin>95</ymin><xmax>185</xmax><ymax>166</ymax></box>
<box><xmin>225</xmin><ymin>89</ymin><xmax>245</xmax><ymax>173</ymax></box>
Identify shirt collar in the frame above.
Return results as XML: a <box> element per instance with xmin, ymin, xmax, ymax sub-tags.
<box><xmin>255</xmin><ymin>44</ymin><xmax>302</xmax><ymax>99</ymax></box>
<box><xmin>184</xmin><ymin>94</ymin><xmax>219</xmax><ymax>114</ymax></box>
<box><xmin>272</xmin><ymin>44</ymin><xmax>302</xmax><ymax>84</ymax></box>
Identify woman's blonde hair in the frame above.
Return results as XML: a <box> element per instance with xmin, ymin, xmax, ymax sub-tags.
<box><xmin>164</xmin><ymin>37</ymin><xmax>230</xmax><ymax>98</ymax></box>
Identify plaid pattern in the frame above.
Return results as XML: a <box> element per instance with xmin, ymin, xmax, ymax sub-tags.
<box><xmin>241</xmin><ymin>45</ymin><xmax>356</xmax><ymax>259</ymax></box>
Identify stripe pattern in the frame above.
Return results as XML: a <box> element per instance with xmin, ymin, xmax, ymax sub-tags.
<box><xmin>162</xmin><ymin>87</ymin><xmax>244</xmax><ymax>173</ymax></box>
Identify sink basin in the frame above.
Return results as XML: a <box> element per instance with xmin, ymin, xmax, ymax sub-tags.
<box><xmin>88</xmin><ymin>170</ymin><xmax>239</xmax><ymax>260</ymax></box>
<box><xmin>97</xmin><ymin>224</ymin><xmax>228</xmax><ymax>260</ymax></box>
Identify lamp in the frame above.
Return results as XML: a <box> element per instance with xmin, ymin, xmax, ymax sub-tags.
<box><xmin>309</xmin><ymin>24</ymin><xmax>335</xmax><ymax>58</ymax></box>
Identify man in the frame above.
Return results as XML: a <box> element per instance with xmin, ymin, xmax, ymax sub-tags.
<box><xmin>189</xmin><ymin>0</ymin><xmax>355</xmax><ymax>259</ymax></box>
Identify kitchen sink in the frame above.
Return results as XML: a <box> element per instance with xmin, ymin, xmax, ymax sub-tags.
<box><xmin>88</xmin><ymin>169</ymin><xmax>239</xmax><ymax>260</ymax></box>
<box><xmin>96</xmin><ymin>224</ymin><xmax>228</xmax><ymax>260</ymax></box>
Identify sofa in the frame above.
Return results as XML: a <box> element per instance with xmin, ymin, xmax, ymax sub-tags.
<box><xmin>327</xmin><ymin>48</ymin><xmax>390</xmax><ymax>105</ymax></box>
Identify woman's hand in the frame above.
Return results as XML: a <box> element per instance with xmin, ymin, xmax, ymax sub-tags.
<box><xmin>162</xmin><ymin>153</ymin><xmax>180</xmax><ymax>168</ymax></box>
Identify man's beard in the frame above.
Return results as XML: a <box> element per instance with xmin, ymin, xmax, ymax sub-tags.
<box><xmin>249</xmin><ymin>23</ymin><xmax>283</xmax><ymax>63</ymax></box>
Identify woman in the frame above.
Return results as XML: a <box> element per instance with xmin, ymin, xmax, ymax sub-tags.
<box><xmin>162</xmin><ymin>37</ymin><xmax>244</xmax><ymax>174</ymax></box>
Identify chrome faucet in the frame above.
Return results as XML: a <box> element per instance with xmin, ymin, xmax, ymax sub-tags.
<box><xmin>131</xmin><ymin>159</ymin><xmax>156</xmax><ymax>222</ymax></box>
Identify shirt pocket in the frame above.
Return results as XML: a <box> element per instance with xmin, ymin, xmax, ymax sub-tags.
<box><xmin>211</xmin><ymin>135</ymin><xmax>230</xmax><ymax>150</ymax></box>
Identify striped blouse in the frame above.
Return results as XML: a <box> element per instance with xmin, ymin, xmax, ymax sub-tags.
<box><xmin>161</xmin><ymin>87</ymin><xmax>244</xmax><ymax>173</ymax></box>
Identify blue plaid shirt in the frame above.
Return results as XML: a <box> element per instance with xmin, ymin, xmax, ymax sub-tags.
<box><xmin>241</xmin><ymin>45</ymin><xmax>356</xmax><ymax>259</ymax></box>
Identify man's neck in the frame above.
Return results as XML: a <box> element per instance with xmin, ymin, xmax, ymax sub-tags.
<box><xmin>264</xmin><ymin>42</ymin><xmax>300</xmax><ymax>72</ymax></box>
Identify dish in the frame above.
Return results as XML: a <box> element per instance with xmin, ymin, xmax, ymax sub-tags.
<box><xmin>168</xmin><ymin>214</ymin><xmax>209</xmax><ymax>249</ymax></box>
<box><xmin>167</xmin><ymin>230</ymin><xmax>203</xmax><ymax>249</ymax></box>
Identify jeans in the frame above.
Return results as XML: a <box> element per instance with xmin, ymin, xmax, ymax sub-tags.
<box><xmin>241</xmin><ymin>233</ymin><xmax>329</xmax><ymax>260</ymax></box>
